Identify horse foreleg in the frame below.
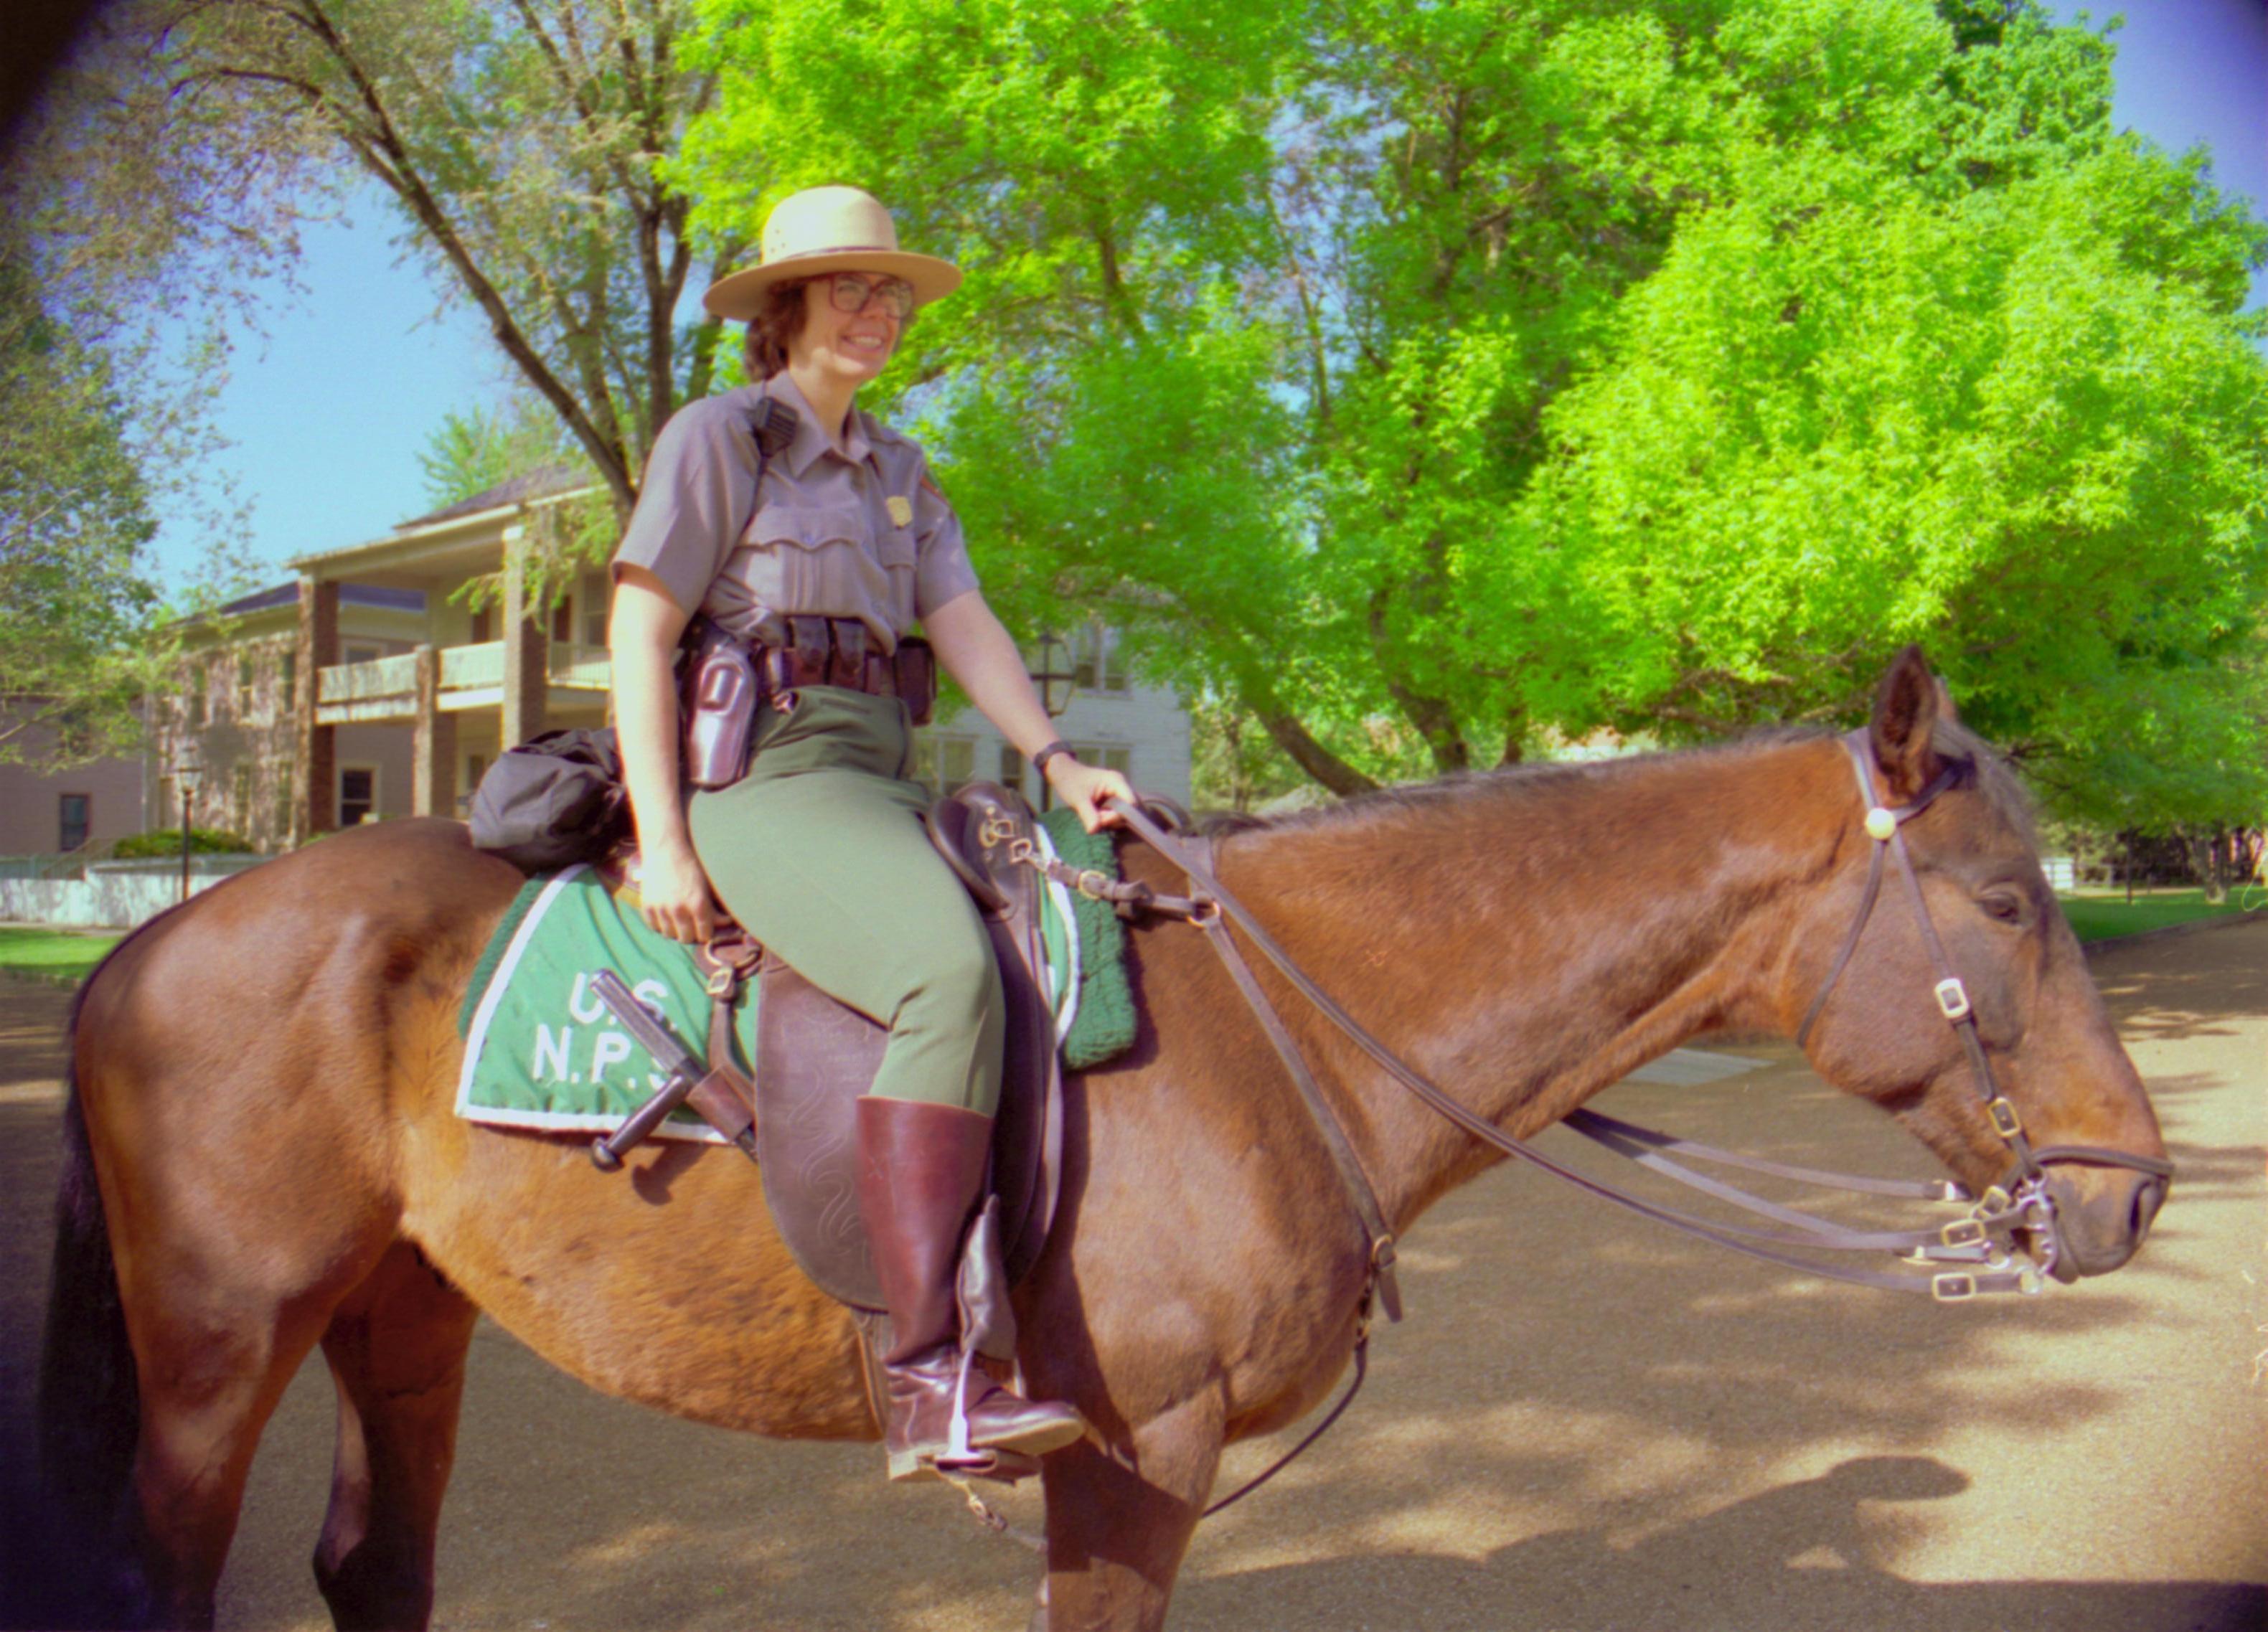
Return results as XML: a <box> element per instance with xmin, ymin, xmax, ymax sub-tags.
<box><xmin>311</xmin><ymin>1242</ymin><xmax>479</xmax><ymax>1632</ymax></box>
<box><xmin>1035</xmin><ymin>1388</ymin><xmax>1225</xmax><ymax>1632</ymax></box>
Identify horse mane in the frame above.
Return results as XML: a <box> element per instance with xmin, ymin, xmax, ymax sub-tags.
<box><xmin>1204</xmin><ymin>720</ymin><xmax>2036</xmax><ymax>846</ymax></box>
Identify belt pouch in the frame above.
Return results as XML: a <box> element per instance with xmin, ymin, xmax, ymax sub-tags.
<box><xmin>681</xmin><ymin>624</ymin><xmax>759</xmax><ymax>790</ymax></box>
<box><xmin>893</xmin><ymin>638</ymin><xmax>936</xmax><ymax>727</ymax></box>
<box><xmin>827</xmin><ymin>619</ymin><xmax>867</xmax><ymax>689</ymax></box>
<box><xmin>785</xmin><ymin>615</ymin><xmax>833</xmax><ymax>689</ymax></box>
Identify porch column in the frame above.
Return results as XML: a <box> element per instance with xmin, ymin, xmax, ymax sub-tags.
<box><xmin>411</xmin><ymin>643</ymin><xmax>458</xmax><ymax>816</ymax></box>
<box><xmin>295</xmin><ymin>577</ymin><xmax>339</xmax><ymax>841</ymax></box>
<box><xmin>501</xmin><ymin>527</ymin><xmax>548</xmax><ymax>747</ymax></box>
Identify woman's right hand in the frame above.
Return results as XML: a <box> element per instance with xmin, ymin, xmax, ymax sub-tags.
<box><xmin>637</xmin><ymin>839</ymin><xmax>717</xmax><ymax>945</ymax></box>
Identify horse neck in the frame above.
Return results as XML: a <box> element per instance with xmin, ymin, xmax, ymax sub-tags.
<box><xmin>1217</xmin><ymin>735</ymin><xmax>1853</xmax><ymax>1229</ymax></box>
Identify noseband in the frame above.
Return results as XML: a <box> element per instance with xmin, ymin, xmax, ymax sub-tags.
<box><xmin>1792</xmin><ymin>730</ymin><xmax>2175</xmax><ymax>1293</ymax></box>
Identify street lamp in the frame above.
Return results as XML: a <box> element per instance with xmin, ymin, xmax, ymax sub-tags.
<box><xmin>1027</xmin><ymin>632</ymin><xmax>1078</xmax><ymax>810</ymax></box>
<box><xmin>175</xmin><ymin>740</ymin><xmax>204</xmax><ymax>904</ymax></box>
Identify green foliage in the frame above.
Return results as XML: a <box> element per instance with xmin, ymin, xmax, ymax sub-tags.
<box><xmin>112</xmin><ymin>826</ymin><xmax>255</xmax><ymax>857</ymax></box>
<box><xmin>0</xmin><ymin>250</ymin><xmax>171</xmax><ymax>767</ymax></box>
<box><xmin>680</xmin><ymin>0</ymin><xmax>2268</xmax><ymax>824</ymax></box>
<box><xmin>418</xmin><ymin>402</ymin><xmax>575</xmax><ymax>511</ymax></box>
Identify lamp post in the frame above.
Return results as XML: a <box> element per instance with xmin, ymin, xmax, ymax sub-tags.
<box><xmin>175</xmin><ymin>740</ymin><xmax>204</xmax><ymax>904</ymax></box>
<box><xmin>1027</xmin><ymin>632</ymin><xmax>1078</xmax><ymax>810</ymax></box>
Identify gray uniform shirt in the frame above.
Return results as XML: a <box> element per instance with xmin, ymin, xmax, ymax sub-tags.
<box><xmin>612</xmin><ymin>373</ymin><xmax>980</xmax><ymax>653</ymax></box>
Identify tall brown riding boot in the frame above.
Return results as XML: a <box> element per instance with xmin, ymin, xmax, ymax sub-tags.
<box><xmin>855</xmin><ymin>1095</ymin><xmax>1086</xmax><ymax>1480</ymax></box>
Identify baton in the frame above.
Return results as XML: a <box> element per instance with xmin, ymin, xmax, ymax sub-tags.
<box><xmin>585</xmin><ymin>969</ymin><xmax>708</xmax><ymax>1171</ymax></box>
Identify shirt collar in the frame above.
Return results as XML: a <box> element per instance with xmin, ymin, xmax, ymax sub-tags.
<box><xmin>766</xmin><ymin>372</ymin><xmax>875</xmax><ymax>477</ymax></box>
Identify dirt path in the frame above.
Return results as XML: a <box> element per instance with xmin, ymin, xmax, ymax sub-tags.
<box><xmin>1</xmin><ymin>923</ymin><xmax>2261</xmax><ymax>1631</ymax></box>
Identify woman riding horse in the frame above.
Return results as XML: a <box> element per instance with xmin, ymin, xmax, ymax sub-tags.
<box><xmin>608</xmin><ymin>184</ymin><xmax>1131</xmax><ymax>1481</ymax></box>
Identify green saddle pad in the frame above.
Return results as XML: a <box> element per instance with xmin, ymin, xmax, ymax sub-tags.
<box><xmin>456</xmin><ymin>815</ymin><xmax>1137</xmax><ymax>1140</ymax></box>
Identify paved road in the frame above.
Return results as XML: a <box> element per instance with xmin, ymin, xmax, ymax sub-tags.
<box><xmin>2</xmin><ymin>923</ymin><xmax>2262</xmax><ymax>1631</ymax></box>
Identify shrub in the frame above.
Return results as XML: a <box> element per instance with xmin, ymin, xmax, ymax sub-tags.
<box><xmin>113</xmin><ymin>826</ymin><xmax>255</xmax><ymax>858</ymax></box>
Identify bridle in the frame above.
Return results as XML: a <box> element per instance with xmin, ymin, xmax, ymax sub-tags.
<box><xmin>1789</xmin><ymin>729</ymin><xmax>2176</xmax><ymax>1291</ymax></box>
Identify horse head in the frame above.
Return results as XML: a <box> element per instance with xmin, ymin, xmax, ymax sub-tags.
<box><xmin>1790</xmin><ymin>647</ymin><xmax>2170</xmax><ymax>1282</ymax></box>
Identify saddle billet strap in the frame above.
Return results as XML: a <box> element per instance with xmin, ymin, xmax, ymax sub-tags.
<box><xmin>1021</xmin><ymin>848</ymin><xmax>1206</xmax><ymax>921</ymax></box>
<box><xmin>1186</xmin><ymin>836</ymin><xmax>1403</xmax><ymax>1323</ymax></box>
<box><xmin>1112</xmin><ymin>801</ymin><xmax>2033</xmax><ymax>1299</ymax></box>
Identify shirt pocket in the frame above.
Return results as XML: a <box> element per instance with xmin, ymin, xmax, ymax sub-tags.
<box><xmin>875</xmin><ymin>524</ymin><xmax>919</xmax><ymax>627</ymax></box>
<box><xmin>742</xmin><ymin>504</ymin><xmax>896</xmax><ymax>622</ymax></box>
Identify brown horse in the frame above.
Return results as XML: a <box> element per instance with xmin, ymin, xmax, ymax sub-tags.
<box><xmin>36</xmin><ymin>651</ymin><xmax>2167</xmax><ymax>1631</ymax></box>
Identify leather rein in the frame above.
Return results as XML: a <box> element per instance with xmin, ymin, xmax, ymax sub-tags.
<box><xmin>994</xmin><ymin>748</ymin><xmax>2170</xmax><ymax>1524</ymax></box>
<box><xmin>1088</xmin><ymin>732</ymin><xmax>2170</xmax><ymax>1319</ymax></box>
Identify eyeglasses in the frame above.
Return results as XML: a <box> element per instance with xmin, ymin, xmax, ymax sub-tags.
<box><xmin>822</xmin><ymin>272</ymin><xmax>915</xmax><ymax>319</ymax></box>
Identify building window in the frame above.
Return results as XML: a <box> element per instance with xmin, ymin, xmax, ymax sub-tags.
<box><xmin>582</xmin><ymin>573</ymin><xmax>609</xmax><ymax>648</ymax></box>
<box><xmin>339</xmin><ymin>765</ymin><xmax>378</xmax><ymax>826</ymax></box>
<box><xmin>187</xmin><ymin>674</ymin><xmax>206</xmax><ymax>729</ymax></box>
<box><xmin>59</xmin><ymin>794</ymin><xmax>90</xmax><ymax>853</ymax></box>
<box><xmin>280</xmin><ymin>651</ymin><xmax>298</xmax><ymax>709</ymax></box>
<box><xmin>550</xmin><ymin>599</ymin><xmax>573</xmax><ymax>642</ymax></box>
<box><xmin>999</xmin><ymin>744</ymin><xmax>1025</xmax><ymax>791</ymax></box>
<box><xmin>235</xmin><ymin>656</ymin><xmax>255</xmax><ymax>719</ymax></box>
<box><xmin>920</xmin><ymin>735</ymin><xmax>977</xmax><ymax>794</ymax></box>
<box><xmin>471</xmin><ymin>608</ymin><xmax>494</xmax><ymax>644</ymax></box>
<box><xmin>1069</xmin><ymin>742</ymin><xmax>1133</xmax><ymax>778</ymax></box>
<box><xmin>232</xmin><ymin>763</ymin><xmax>255</xmax><ymax>830</ymax></box>
<box><xmin>344</xmin><ymin>642</ymin><xmax>383</xmax><ymax>666</ymax></box>
<box><xmin>1073</xmin><ymin>626</ymin><xmax>1129</xmax><ymax>694</ymax></box>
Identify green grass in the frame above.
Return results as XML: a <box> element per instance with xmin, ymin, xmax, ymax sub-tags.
<box><xmin>2058</xmin><ymin>888</ymin><xmax>2264</xmax><ymax>944</ymax></box>
<box><xmin>0</xmin><ymin>926</ymin><xmax>121</xmax><ymax>985</ymax></box>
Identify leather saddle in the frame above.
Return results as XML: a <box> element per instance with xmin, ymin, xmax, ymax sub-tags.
<box><xmin>755</xmin><ymin>782</ymin><xmax>1064</xmax><ymax>1312</ymax></box>
<box><xmin>599</xmin><ymin>783</ymin><xmax>1066</xmax><ymax>1315</ymax></box>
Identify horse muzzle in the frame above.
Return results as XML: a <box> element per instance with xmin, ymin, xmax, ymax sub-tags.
<box><xmin>2036</xmin><ymin>1162</ymin><xmax>2170</xmax><ymax>1281</ymax></box>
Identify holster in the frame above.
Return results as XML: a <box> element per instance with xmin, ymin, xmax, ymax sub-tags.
<box><xmin>680</xmin><ymin>620</ymin><xmax>760</xmax><ymax>790</ymax></box>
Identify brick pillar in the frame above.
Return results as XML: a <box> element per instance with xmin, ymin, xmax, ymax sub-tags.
<box><xmin>501</xmin><ymin>532</ymin><xmax>548</xmax><ymax>748</ymax></box>
<box><xmin>296</xmin><ymin>577</ymin><xmax>339</xmax><ymax>842</ymax></box>
<box><xmin>411</xmin><ymin>644</ymin><xmax>458</xmax><ymax>817</ymax></box>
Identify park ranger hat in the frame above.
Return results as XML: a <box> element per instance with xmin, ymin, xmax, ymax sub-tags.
<box><xmin>701</xmin><ymin>186</ymin><xmax>962</xmax><ymax>319</ymax></box>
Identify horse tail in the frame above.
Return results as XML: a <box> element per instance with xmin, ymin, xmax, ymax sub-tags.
<box><xmin>28</xmin><ymin>958</ymin><xmax>151</xmax><ymax>1628</ymax></box>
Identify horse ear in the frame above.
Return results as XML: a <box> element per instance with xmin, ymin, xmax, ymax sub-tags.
<box><xmin>1868</xmin><ymin>645</ymin><xmax>1947</xmax><ymax>801</ymax></box>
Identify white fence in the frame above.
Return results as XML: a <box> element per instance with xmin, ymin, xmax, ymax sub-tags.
<box><xmin>0</xmin><ymin>856</ymin><xmax>268</xmax><ymax>929</ymax></box>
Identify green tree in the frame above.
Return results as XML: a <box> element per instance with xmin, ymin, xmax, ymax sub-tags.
<box><xmin>0</xmin><ymin>250</ymin><xmax>169</xmax><ymax>767</ymax></box>
<box><xmin>680</xmin><ymin>0</ymin><xmax>2268</xmax><ymax>820</ymax></box>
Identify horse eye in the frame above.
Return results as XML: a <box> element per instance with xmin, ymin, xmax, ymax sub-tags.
<box><xmin>1980</xmin><ymin>892</ymin><xmax>2024</xmax><ymax>924</ymax></box>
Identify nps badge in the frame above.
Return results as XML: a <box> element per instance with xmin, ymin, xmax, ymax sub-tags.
<box><xmin>887</xmin><ymin>494</ymin><xmax>914</xmax><ymax>528</ymax></box>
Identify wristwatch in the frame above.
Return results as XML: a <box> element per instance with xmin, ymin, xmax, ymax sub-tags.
<box><xmin>1032</xmin><ymin>740</ymin><xmax>1076</xmax><ymax>778</ymax></box>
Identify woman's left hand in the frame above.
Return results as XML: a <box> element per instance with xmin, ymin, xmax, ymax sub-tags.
<box><xmin>1046</xmin><ymin>757</ymin><xmax>1134</xmax><ymax>834</ymax></box>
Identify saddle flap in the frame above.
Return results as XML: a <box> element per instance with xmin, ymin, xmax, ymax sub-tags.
<box><xmin>751</xmin><ymin>948</ymin><xmax>1061</xmax><ymax>1313</ymax></box>
<box><xmin>753</xmin><ymin>954</ymin><xmax>890</xmax><ymax>1311</ymax></box>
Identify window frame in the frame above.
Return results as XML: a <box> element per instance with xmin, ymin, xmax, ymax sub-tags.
<box><xmin>337</xmin><ymin>763</ymin><xmax>380</xmax><ymax>826</ymax></box>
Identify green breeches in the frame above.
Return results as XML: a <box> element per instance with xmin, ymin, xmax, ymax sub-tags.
<box><xmin>687</xmin><ymin>687</ymin><xmax>1004</xmax><ymax>1115</ymax></box>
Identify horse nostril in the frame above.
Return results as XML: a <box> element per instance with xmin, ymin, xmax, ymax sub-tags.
<box><xmin>2130</xmin><ymin>1177</ymin><xmax>2166</xmax><ymax>1245</ymax></box>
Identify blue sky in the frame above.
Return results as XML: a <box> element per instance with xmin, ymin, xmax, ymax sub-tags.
<box><xmin>146</xmin><ymin>1</ymin><xmax>2268</xmax><ymax>590</ymax></box>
